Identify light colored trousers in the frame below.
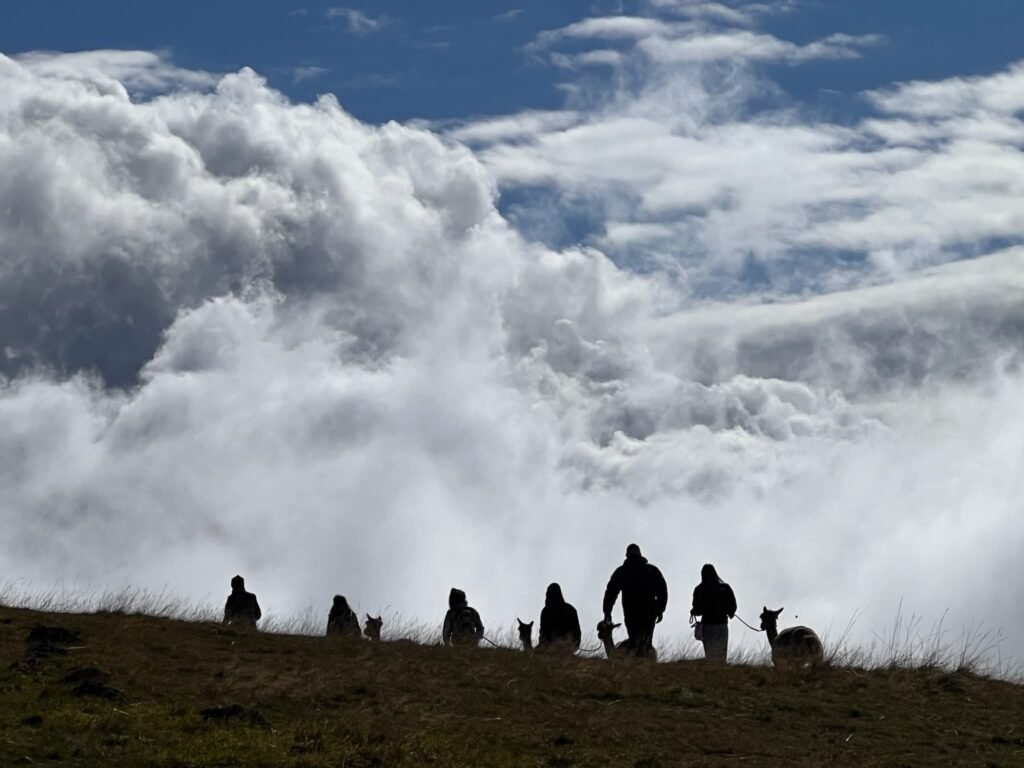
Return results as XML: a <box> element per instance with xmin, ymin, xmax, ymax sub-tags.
<box><xmin>702</xmin><ymin>622</ymin><xmax>729</xmax><ymax>662</ymax></box>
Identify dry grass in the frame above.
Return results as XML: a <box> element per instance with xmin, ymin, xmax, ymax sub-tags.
<box><xmin>0</xmin><ymin>582</ymin><xmax>220</xmax><ymax>622</ymax></box>
<box><xmin>2</xmin><ymin>599</ymin><xmax>1023</xmax><ymax>767</ymax></box>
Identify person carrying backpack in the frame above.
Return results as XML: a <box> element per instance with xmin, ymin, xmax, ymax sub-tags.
<box><xmin>690</xmin><ymin>563</ymin><xmax>737</xmax><ymax>662</ymax></box>
<box><xmin>326</xmin><ymin>595</ymin><xmax>361</xmax><ymax>638</ymax></box>
<box><xmin>442</xmin><ymin>587</ymin><xmax>484</xmax><ymax>646</ymax></box>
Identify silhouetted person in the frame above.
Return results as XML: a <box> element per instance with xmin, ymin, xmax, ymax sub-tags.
<box><xmin>326</xmin><ymin>595</ymin><xmax>361</xmax><ymax>638</ymax></box>
<box><xmin>538</xmin><ymin>582</ymin><xmax>582</xmax><ymax>653</ymax></box>
<box><xmin>442</xmin><ymin>587</ymin><xmax>484</xmax><ymax>646</ymax></box>
<box><xmin>690</xmin><ymin>563</ymin><xmax>737</xmax><ymax>662</ymax></box>
<box><xmin>223</xmin><ymin>575</ymin><xmax>261</xmax><ymax>628</ymax></box>
<box><xmin>603</xmin><ymin>544</ymin><xmax>668</xmax><ymax>656</ymax></box>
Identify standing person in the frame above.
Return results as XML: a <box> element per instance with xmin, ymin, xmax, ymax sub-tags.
<box><xmin>538</xmin><ymin>583</ymin><xmax>582</xmax><ymax>653</ymax></box>
<box><xmin>690</xmin><ymin>563</ymin><xmax>737</xmax><ymax>662</ymax></box>
<box><xmin>223</xmin><ymin>575</ymin><xmax>262</xmax><ymax>628</ymax></box>
<box><xmin>326</xmin><ymin>595</ymin><xmax>361</xmax><ymax>637</ymax></box>
<box><xmin>602</xmin><ymin>544</ymin><xmax>668</xmax><ymax>656</ymax></box>
<box><xmin>442</xmin><ymin>588</ymin><xmax>484</xmax><ymax>646</ymax></box>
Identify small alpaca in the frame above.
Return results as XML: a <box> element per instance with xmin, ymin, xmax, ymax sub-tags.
<box><xmin>363</xmin><ymin>614</ymin><xmax>383</xmax><ymax>642</ymax></box>
<box><xmin>517</xmin><ymin>618</ymin><xmax>534</xmax><ymax>651</ymax></box>
<box><xmin>759</xmin><ymin>607</ymin><xmax>824</xmax><ymax>668</ymax></box>
<box><xmin>596</xmin><ymin>619</ymin><xmax>657</xmax><ymax>661</ymax></box>
<box><xmin>596</xmin><ymin>619</ymin><xmax>621</xmax><ymax>658</ymax></box>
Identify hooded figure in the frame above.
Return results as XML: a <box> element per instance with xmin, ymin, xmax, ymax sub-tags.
<box><xmin>223</xmin><ymin>575</ymin><xmax>262</xmax><ymax>628</ymax></box>
<box><xmin>326</xmin><ymin>595</ymin><xmax>361</xmax><ymax>637</ymax></box>
<box><xmin>538</xmin><ymin>583</ymin><xmax>582</xmax><ymax>652</ymax></box>
<box><xmin>442</xmin><ymin>588</ymin><xmax>484</xmax><ymax>646</ymax></box>
<box><xmin>602</xmin><ymin>544</ymin><xmax>668</xmax><ymax>655</ymax></box>
<box><xmin>690</xmin><ymin>563</ymin><xmax>737</xmax><ymax>662</ymax></box>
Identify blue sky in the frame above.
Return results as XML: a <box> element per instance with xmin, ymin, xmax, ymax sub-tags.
<box><xmin>4</xmin><ymin>1</ymin><xmax>1024</xmax><ymax>124</ymax></box>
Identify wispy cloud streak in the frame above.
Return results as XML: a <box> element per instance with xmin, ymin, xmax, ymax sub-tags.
<box><xmin>326</xmin><ymin>7</ymin><xmax>388</xmax><ymax>35</ymax></box>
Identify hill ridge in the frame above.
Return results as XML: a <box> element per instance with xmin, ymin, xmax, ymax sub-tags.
<box><xmin>2</xmin><ymin>605</ymin><xmax>1023</xmax><ymax>767</ymax></box>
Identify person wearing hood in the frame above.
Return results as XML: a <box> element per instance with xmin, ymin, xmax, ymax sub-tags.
<box><xmin>442</xmin><ymin>587</ymin><xmax>484</xmax><ymax>646</ymax></box>
<box><xmin>690</xmin><ymin>563</ymin><xmax>737</xmax><ymax>662</ymax></box>
<box><xmin>223</xmin><ymin>575</ymin><xmax>262</xmax><ymax>628</ymax></box>
<box><xmin>602</xmin><ymin>544</ymin><xmax>668</xmax><ymax>656</ymax></box>
<box><xmin>326</xmin><ymin>595</ymin><xmax>361</xmax><ymax>637</ymax></box>
<box><xmin>538</xmin><ymin>583</ymin><xmax>582</xmax><ymax>652</ymax></box>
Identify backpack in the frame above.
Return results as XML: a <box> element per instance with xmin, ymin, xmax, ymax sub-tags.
<box><xmin>329</xmin><ymin>609</ymin><xmax>360</xmax><ymax>636</ymax></box>
<box><xmin>452</xmin><ymin>607</ymin><xmax>480</xmax><ymax>640</ymax></box>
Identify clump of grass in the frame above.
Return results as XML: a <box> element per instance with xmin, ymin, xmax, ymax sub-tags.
<box><xmin>258</xmin><ymin>605</ymin><xmax>324</xmax><ymax>636</ymax></box>
<box><xmin>869</xmin><ymin>602</ymin><xmax>1007</xmax><ymax>677</ymax></box>
<box><xmin>816</xmin><ymin>601</ymin><xmax>1017</xmax><ymax>681</ymax></box>
<box><xmin>0</xmin><ymin>581</ymin><xmax>218</xmax><ymax>622</ymax></box>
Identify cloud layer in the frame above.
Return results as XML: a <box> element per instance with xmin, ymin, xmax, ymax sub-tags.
<box><xmin>2</xmin><ymin>5</ymin><xmax>1024</xmax><ymax>663</ymax></box>
<box><xmin>465</xmin><ymin>4</ymin><xmax>1024</xmax><ymax>301</ymax></box>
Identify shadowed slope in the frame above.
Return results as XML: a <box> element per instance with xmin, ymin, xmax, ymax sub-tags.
<box><xmin>1</xmin><ymin>606</ymin><xmax>1022</xmax><ymax>767</ymax></box>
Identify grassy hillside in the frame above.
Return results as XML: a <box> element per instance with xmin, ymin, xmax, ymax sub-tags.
<box><xmin>2</xmin><ymin>605</ymin><xmax>1022</xmax><ymax>767</ymax></box>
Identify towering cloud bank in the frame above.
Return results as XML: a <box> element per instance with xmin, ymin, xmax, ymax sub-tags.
<box><xmin>2</xmin><ymin>11</ymin><xmax>1023</xmax><ymax>661</ymax></box>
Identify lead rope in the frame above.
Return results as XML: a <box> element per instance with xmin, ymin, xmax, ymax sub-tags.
<box><xmin>484</xmin><ymin>634</ymin><xmax>604</xmax><ymax>654</ymax></box>
<box><xmin>734</xmin><ymin>613</ymin><xmax>764</xmax><ymax>632</ymax></box>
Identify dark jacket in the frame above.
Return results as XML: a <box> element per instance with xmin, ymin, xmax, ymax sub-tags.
<box><xmin>691</xmin><ymin>564</ymin><xmax>737</xmax><ymax>625</ymax></box>
<box><xmin>224</xmin><ymin>577</ymin><xmax>261</xmax><ymax>627</ymax></box>
<box><xmin>538</xmin><ymin>583</ymin><xmax>582</xmax><ymax>651</ymax></box>
<box><xmin>326</xmin><ymin>596</ymin><xmax>361</xmax><ymax>637</ymax></box>
<box><xmin>603</xmin><ymin>554</ymin><xmax>668</xmax><ymax>621</ymax></box>
<box><xmin>442</xmin><ymin>588</ymin><xmax>484</xmax><ymax>645</ymax></box>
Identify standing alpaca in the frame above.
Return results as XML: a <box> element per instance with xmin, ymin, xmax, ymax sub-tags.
<box><xmin>596</xmin><ymin>619</ymin><xmax>621</xmax><ymax>658</ymax></box>
<box><xmin>363</xmin><ymin>614</ymin><xmax>383</xmax><ymax>642</ymax></box>
<box><xmin>759</xmin><ymin>607</ymin><xmax>824</xmax><ymax>668</ymax></box>
<box><xmin>517</xmin><ymin>618</ymin><xmax>534</xmax><ymax>651</ymax></box>
<box><xmin>596</xmin><ymin>619</ymin><xmax>658</xmax><ymax>661</ymax></box>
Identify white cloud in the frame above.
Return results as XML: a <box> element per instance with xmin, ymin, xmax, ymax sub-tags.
<box><xmin>531</xmin><ymin>13</ymin><xmax>880</xmax><ymax>67</ymax></box>
<box><xmin>532</xmin><ymin>16</ymin><xmax>684</xmax><ymax>50</ymax></box>
<box><xmin>3</xmin><ymin>35</ymin><xmax>1024</xmax><ymax>668</ymax></box>
<box><xmin>493</xmin><ymin>9</ymin><xmax>524</xmax><ymax>23</ymax></box>
<box><xmin>444</xmin><ymin>110</ymin><xmax>583</xmax><ymax>144</ymax></box>
<box><xmin>292</xmin><ymin>65</ymin><xmax>329</xmax><ymax>83</ymax></box>
<box><xmin>552</xmin><ymin>49</ymin><xmax>626</xmax><ymax>69</ymax></box>
<box><xmin>458</xmin><ymin>17</ymin><xmax>1022</xmax><ymax>283</ymax></box>
<box><xmin>639</xmin><ymin>30</ymin><xmax>883</xmax><ymax>64</ymax></box>
<box><xmin>13</xmin><ymin>50</ymin><xmax>216</xmax><ymax>93</ymax></box>
<box><xmin>647</xmin><ymin>0</ymin><xmax>755</xmax><ymax>26</ymax></box>
<box><xmin>868</xmin><ymin>60</ymin><xmax>1024</xmax><ymax>118</ymax></box>
<box><xmin>326</xmin><ymin>7</ymin><xmax>387</xmax><ymax>35</ymax></box>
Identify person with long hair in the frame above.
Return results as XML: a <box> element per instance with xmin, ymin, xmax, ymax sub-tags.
<box><xmin>690</xmin><ymin>564</ymin><xmax>737</xmax><ymax>661</ymax></box>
